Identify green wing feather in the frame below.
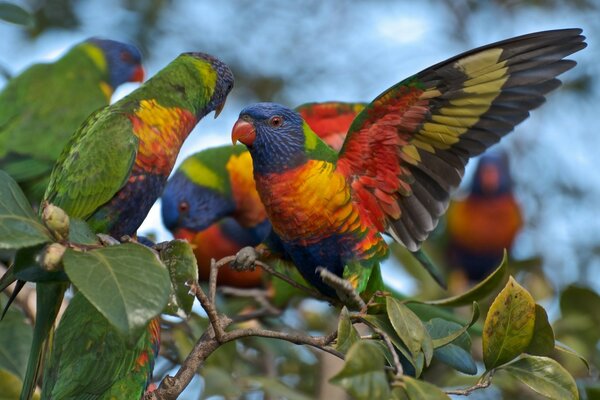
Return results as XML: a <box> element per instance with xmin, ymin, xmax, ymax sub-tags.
<box><xmin>43</xmin><ymin>107</ymin><xmax>138</xmax><ymax>219</ymax></box>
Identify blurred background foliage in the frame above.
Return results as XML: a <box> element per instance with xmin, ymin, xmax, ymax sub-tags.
<box><xmin>1</xmin><ymin>0</ymin><xmax>599</xmax><ymax>399</ymax></box>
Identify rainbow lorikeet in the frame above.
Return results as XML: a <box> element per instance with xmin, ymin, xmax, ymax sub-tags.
<box><xmin>15</xmin><ymin>52</ymin><xmax>233</xmax><ymax>400</ymax></box>
<box><xmin>161</xmin><ymin>102</ymin><xmax>364</xmax><ymax>287</ymax></box>
<box><xmin>231</xmin><ymin>29</ymin><xmax>585</xmax><ymax>299</ymax></box>
<box><xmin>446</xmin><ymin>150</ymin><xmax>522</xmax><ymax>281</ymax></box>
<box><xmin>0</xmin><ymin>38</ymin><xmax>144</xmax><ymax>204</ymax></box>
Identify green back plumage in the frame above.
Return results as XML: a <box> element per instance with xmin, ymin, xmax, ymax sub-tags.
<box><xmin>0</xmin><ymin>43</ymin><xmax>111</xmax><ymax>195</ymax></box>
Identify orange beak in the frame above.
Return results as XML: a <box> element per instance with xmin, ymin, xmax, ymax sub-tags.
<box><xmin>231</xmin><ymin>119</ymin><xmax>256</xmax><ymax>146</ymax></box>
<box><xmin>130</xmin><ymin>65</ymin><xmax>145</xmax><ymax>82</ymax></box>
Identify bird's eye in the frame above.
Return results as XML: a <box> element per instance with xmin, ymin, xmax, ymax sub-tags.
<box><xmin>269</xmin><ymin>116</ymin><xmax>283</xmax><ymax>127</ymax></box>
<box><xmin>178</xmin><ymin>201</ymin><xmax>189</xmax><ymax>213</ymax></box>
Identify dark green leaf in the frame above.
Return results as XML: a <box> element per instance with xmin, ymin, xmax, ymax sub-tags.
<box><xmin>63</xmin><ymin>243</ymin><xmax>170</xmax><ymax>335</ymax></box>
<box><xmin>503</xmin><ymin>355</ymin><xmax>578</xmax><ymax>400</ymax></box>
<box><xmin>0</xmin><ymin>170</ymin><xmax>51</xmax><ymax>249</ymax></box>
<box><xmin>362</xmin><ymin>314</ymin><xmax>416</xmax><ymax>371</ymax></box>
<box><xmin>0</xmin><ymin>296</ymin><xmax>32</xmax><ymax>379</ymax></box>
<box><xmin>526</xmin><ymin>304</ymin><xmax>554</xmax><ymax>356</ymax></box>
<box><xmin>330</xmin><ymin>341</ymin><xmax>390</xmax><ymax>400</ymax></box>
<box><xmin>483</xmin><ymin>276</ymin><xmax>535</xmax><ymax>369</ymax></box>
<box><xmin>403</xmin><ymin>376</ymin><xmax>450</xmax><ymax>399</ymax></box>
<box><xmin>554</xmin><ymin>341</ymin><xmax>590</xmax><ymax>372</ymax></box>
<box><xmin>560</xmin><ymin>285</ymin><xmax>600</xmax><ymax>325</ymax></box>
<box><xmin>386</xmin><ymin>297</ymin><xmax>427</xmax><ymax>360</ymax></box>
<box><xmin>426</xmin><ymin>251</ymin><xmax>508</xmax><ymax>307</ymax></box>
<box><xmin>158</xmin><ymin>240</ymin><xmax>198</xmax><ymax>318</ymax></box>
<box><xmin>425</xmin><ymin>318</ymin><xmax>477</xmax><ymax>375</ymax></box>
<box><xmin>0</xmin><ymin>2</ymin><xmax>33</xmax><ymax>27</ymax></box>
<box><xmin>434</xmin><ymin>342</ymin><xmax>477</xmax><ymax>375</ymax></box>
<box><xmin>335</xmin><ymin>307</ymin><xmax>360</xmax><ymax>353</ymax></box>
<box><xmin>68</xmin><ymin>219</ymin><xmax>99</xmax><ymax>245</ymax></box>
<box><xmin>430</xmin><ymin>302</ymin><xmax>479</xmax><ymax>348</ymax></box>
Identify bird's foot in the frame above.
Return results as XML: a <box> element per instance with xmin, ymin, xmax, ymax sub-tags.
<box><xmin>231</xmin><ymin>246</ymin><xmax>258</xmax><ymax>271</ymax></box>
<box><xmin>317</xmin><ymin>267</ymin><xmax>366</xmax><ymax>310</ymax></box>
<box><xmin>97</xmin><ymin>233</ymin><xmax>120</xmax><ymax>246</ymax></box>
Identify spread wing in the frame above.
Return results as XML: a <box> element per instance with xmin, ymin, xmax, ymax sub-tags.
<box><xmin>44</xmin><ymin>107</ymin><xmax>138</xmax><ymax>220</ymax></box>
<box><xmin>336</xmin><ymin>28</ymin><xmax>586</xmax><ymax>251</ymax></box>
<box><xmin>296</xmin><ymin>102</ymin><xmax>366</xmax><ymax>151</ymax></box>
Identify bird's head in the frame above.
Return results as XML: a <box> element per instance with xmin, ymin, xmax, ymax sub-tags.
<box><xmin>472</xmin><ymin>151</ymin><xmax>513</xmax><ymax>196</ymax></box>
<box><xmin>183</xmin><ymin>52</ymin><xmax>234</xmax><ymax>119</ymax></box>
<box><xmin>85</xmin><ymin>38</ymin><xmax>144</xmax><ymax>88</ymax></box>
<box><xmin>232</xmin><ymin>102</ymin><xmax>308</xmax><ymax>174</ymax></box>
<box><xmin>161</xmin><ymin>168</ymin><xmax>236</xmax><ymax>235</ymax></box>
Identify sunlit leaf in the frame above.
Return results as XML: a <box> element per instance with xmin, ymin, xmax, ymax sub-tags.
<box><xmin>386</xmin><ymin>297</ymin><xmax>427</xmax><ymax>360</ymax></box>
<box><xmin>0</xmin><ymin>2</ymin><xmax>33</xmax><ymax>27</ymax></box>
<box><xmin>503</xmin><ymin>355</ymin><xmax>578</xmax><ymax>400</ymax></box>
<box><xmin>554</xmin><ymin>341</ymin><xmax>590</xmax><ymax>372</ymax></box>
<box><xmin>335</xmin><ymin>307</ymin><xmax>360</xmax><ymax>353</ymax></box>
<box><xmin>426</xmin><ymin>251</ymin><xmax>508</xmax><ymax>307</ymax></box>
<box><xmin>403</xmin><ymin>376</ymin><xmax>450</xmax><ymax>399</ymax></box>
<box><xmin>63</xmin><ymin>243</ymin><xmax>170</xmax><ymax>335</ymax></box>
<box><xmin>0</xmin><ymin>170</ymin><xmax>51</xmax><ymax>249</ymax></box>
<box><xmin>330</xmin><ymin>341</ymin><xmax>390</xmax><ymax>400</ymax></box>
<box><xmin>0</xmin><ymin>296</ymin><xmax>32</xmax><ymax>379</ymax></box>
<box><xmin>483</xmin><ymin>276</ymin><xmax>535</xmax><ymax>370</ymax></box>
<box><xmin>425</xmin><ymin>318</ymin><xmax>477</xmax><ymax>375</ymax></box>
<box><xmin>158</xmin><ymin>240</ymin><xmax>198</xmax><ymax>318</ymax></box>
<box><xmin>526</xmin><ymin>304</ymin><xmax>554</xmax><ymax>356</ymax></box>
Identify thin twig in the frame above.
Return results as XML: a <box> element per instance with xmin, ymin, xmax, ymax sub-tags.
<box><xmin>370</xmin><ymin>324</ymin><xmax>403</xmax><ymax>380</ymax></box>
<box><xmin>317</xmin><ymin>267</ymin><xmax>366</xmax><ymax>309</ymax></box>
<box><xmin>445</xmin><ymin>371</ymin><xmax>494</xmax><ymax>395</ymax></box>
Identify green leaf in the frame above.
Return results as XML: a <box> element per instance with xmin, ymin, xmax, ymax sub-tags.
<box><xmin>248</xmin><ymin>376</ymin><xmax>313</xmax><ymax>400</ymax></box>
<box><xmin>68</xmin><ymin>219</ymin><xmax>100</xmax><ymax>245</ymax></box>
<box><xmin>426</xmin><ymin>251</ymin><xmax>509</xmax><ymax>307</ymax></box>
<box><xmin>560</xmin><ymin>285</ymin><xmax>600</xmax><ymax>325</ymax></box>
<box><xmin>430</xmin><ymin>302</ymin><xmax>479</xmax><ymax>348</ymax></box>
<box><xmin>361</xmin><ymin>314</ymin><xmax>416</xmax><ymax>371</ymax></box>
<box><xmin>425</xmin><ymin>318</ymin><xmax>477</xmax><ymax>375</ymax></box>
<box><xmin>526</xmin><ymin>304</ymin><xmax>555</xmax><ymax>356</ymax></box>
<box><xmin>0</xmin><ymin>170</ymin><xmax>51</xmax><ymax>249</ymax></box>
<box><xmin>386</xmin><ymin>296</ymin><xmax>427</xmax><ymax>361</ymax></box>
<box><xmin>335</xmin><ymin>307</ymin><xmax>360</xmax><ymax>353</ymax></box>
<box><xmin>403</xmin><ymin>376</ymin><xmax>451</xmax><ymax>399</ymax></box>
<box><xmin>158</xmin><ymin>240</ymin><xmax>198</xmax><ymax>318</ymax></box>
<box><xmin>202</xmin><ymin>367</ymin><xmax>242</xmax><ymax>398</ymax></box>
<box><xmin>554</xmin><ymin>341</ymin><xmax>590</xmax><ymax>372</ymax></box>
<box><xmin>503</xmin><ymin>355</ymin><xmax>578</xmax><ymax>400</ymax></box>
<box><xmin>63</xmin><ymin>243</ymin><xmax>170</xmax><ymax>335</ymax></box>
<box><xmin>0</xmin><ymin>296</ymin><xmax>32</xmax><ymax>380</ymax></box>
<box><xmin>0</xmin><ymin>2</ymin><xmax>33</xmax><ymax>27</ymax></box>
<box><xmin>483</xmin><ymin>276</ymin><xmax>535</xmax><ymax>370</ymax></box>
<box><xmin>330</xmin><ymin>340</ymin><xmax>390</xmax><ymax>400</ymax></box>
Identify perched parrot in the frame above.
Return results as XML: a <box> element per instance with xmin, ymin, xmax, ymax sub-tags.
<box><xmin>0</xmin><ymin>38</ymin><xmax>144</xmax><ymax>204</ymax></box>
<box><xmin>15</xmin><ymin>52</ymin><xmax>233</xmax><ymax>400</ymax></box>
<box><xmin>231</xmin><ymin>29</ymin><xmax>585</xmax><ymax>299</ymax></box>
<box><xmin>161</xmin><ymin>102</ymin><xmax>364</xmax><ymax>287</ymax></box>
<box><xmin>446</xmin><ymin>150</ymin><xmax>522</xmax><ymax>281</ymax></box>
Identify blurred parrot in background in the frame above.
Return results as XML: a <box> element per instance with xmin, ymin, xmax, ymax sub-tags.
<box><xmin>161</xmin><ymin>102</ymin><xmax>364</xmax><ymax>287</ymax></box>
<box><xmin>11</xmin><ymin>52</ymin><xmax>233</xmax><ymax>399</ymax></box>
<box><xmin>446</xmin><ymin>150</ymin><xmax>522</xmax><ymax>281</ymax></box>
<box><xmin>230</xmin><ymin>29</ymin><xmax>585</xmax><ymax>299</ymax></box>
<box><xmin>0</xmin><ymin>38</ymin><xmax>144</xmax><ymax>204</ymax></box>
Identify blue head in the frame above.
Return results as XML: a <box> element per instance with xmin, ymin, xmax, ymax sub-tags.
<box><xmin>232</xmin><ymin>102</ymin><xmax>307</xmax><ymax>174</ymax></box>
<box><xmin>471</xmin><ymin>151</ymin><xmax>513</xmax><ymax>197</ymax></box>
<box><xmin>86</xmin><ymin>38</ymin><xmax>144</xmax><ymax>88</ymax></box>
<box><xmin>161</xmin><ymin>170</ymin><xmax>236</xmax><ymax>233</ymax></box>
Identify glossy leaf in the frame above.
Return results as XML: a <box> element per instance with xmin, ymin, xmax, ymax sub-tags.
<box><xmin>63</xmin><ymin>243</ymin><xmax>170</xmax><ymax>335</ymax></box>
<box><xmin>403</xmin><ymin>376</ymin><xmax>451</xmax><ymax>400</ymax></box>
<box><xmin>426</xmin><ymin>251</ymin><xmax>508</xmax><ymax>307</ymax></box>
<box><xmin>430</xmin><ymin>302</ymin><xmax>479</xmax><ymax>348</ymax></box>
<box><xmin>361</xmin><ymin>314</ymin><xmax>416</xmax><ymax>371</ymax></box>
<box><xmin>526</xmin><ymin>304</ymin><xmax>555</xmax><ymax>356</ymax></box>
<box><xmin>386</xmin><ymin>296</ymin><xmax>427</xmax><ymax>360</ymax></box>
<box><xmin>335</xmin><ymin>307</ymin><xmax>360</xmax><ymax>353</ymax></box>
<box><xmin>0</xmin><ymin>296</ymin><xmax>32</xmax><ymax>379</ymax></box>
<box><xmin>0</xmin><ymin>170</ymin><xmax>51</xmax><ymax>249</ymax></box>
<box><xmin>330</xmin><ymin>341</ymin><xmax>390</xmax><ymax>400</ymax></box>
<box><xmin>554</xmin><ymin>341</ymin><xmax>590</xmax><ymax>372</ymax></box>
<box><xmin>158</xmin><ymin>240</ymin><xmax>198</xmax><ymax>318</ymax></box>
<box><xmin>68</xmin><ymin>218</ymin><xmax>99</xmax><ymax>245</ymax></box>
<box><xmin>0</xmin><ymin>2</ymin><xmax>33</xmax><ymax>27</ymax></box>
<box><xmin>425</xmin><ymin>318</ymin><xmax>477</xmax><ymax>375</ymax></box>
<box><xmin>483</xmin><ymin>277</ymin><xmax>535</xmax><ymax>369</ymax></box>
<box><xmin>503</xmin><ymin>355</ymin><xmax>578</xmax><ymax>400</ymax></box>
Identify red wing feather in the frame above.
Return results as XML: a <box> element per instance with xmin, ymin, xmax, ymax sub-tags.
<box><xmin>337</xmin><ymin>29</ymin><xmax>586</xmax><ymax>251</ymax></box>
